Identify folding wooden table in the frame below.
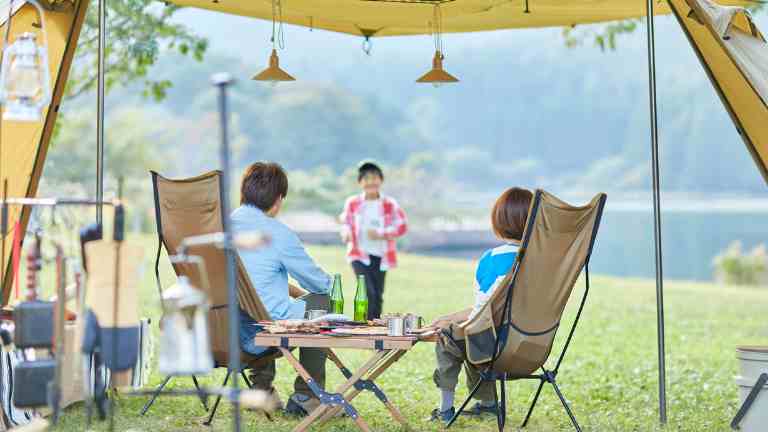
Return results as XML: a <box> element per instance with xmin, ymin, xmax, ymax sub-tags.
<box><xmin>252</xmin><ymin>331</ymin><xmax>422</xmax><ymax>432</ymax></box>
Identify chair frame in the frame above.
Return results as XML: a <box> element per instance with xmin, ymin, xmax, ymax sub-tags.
<box><xmin>141</xmin><ymin>171</ymin><xmax>269</xmax><ymax>424</ymax></box>
<box><xmin>140</xmin><ymin>172</ymin><xmax>211</xmax><ymax>416</ymax></box>
<box><xmin>448</xmin><ymin>191</ymin><xmax>606</xmax><ymax>432</ymax></box>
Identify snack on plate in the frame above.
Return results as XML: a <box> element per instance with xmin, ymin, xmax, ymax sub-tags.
<box><xmin>330</xmin><ymin>327</ymin><xmax>389</xmax><ymax>336</ymax></box>
<box><xmin>309</xmin><ymin>313</ymin><xmax>351</xmax><ymax>324</ymax></box>
<box><xmin>369</xmin><ymin>312</ymin><xmax>407</xmax><ymax>327</ymax></box>
<box><xmin>368</xmin><ymin>318</ymin><xmax>387</xmax><ymax>327</ymax></box>
<box><xmin>263</xmin><ymin>319</ymin><xmax>322</xmax><ymax>334</ymax></box>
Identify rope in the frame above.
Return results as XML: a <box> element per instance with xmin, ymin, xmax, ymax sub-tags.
<box><xmin>271</xmin><ymin>0</ymin><xmax>286</xmax><ymax>50</ymax></box>
<box><xmin>432</xmin><ymin>4</ymin><xmax>444</xmax><ymax>56</ymax></box>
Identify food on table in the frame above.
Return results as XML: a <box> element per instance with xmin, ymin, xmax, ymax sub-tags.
<box><xmin>262</xmin><ymin>319</ymin><xmax>323</xmax><ymax>334</ymax></box>
<box><xmin>330</xmin><ymin>327</ymin><xmax>389</xmax><ymax>336</ymax></box>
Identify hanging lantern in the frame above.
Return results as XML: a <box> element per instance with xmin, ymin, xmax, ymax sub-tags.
<box><xmin>416</xmin><ymin>51</ymin><xmax>459</xmax><ymax>86</ymax></box>
<box><xmin>0</xmin><ymin>0</ymin><xmax>51</xmax><ymax>122</ymax></box>
<box><xmin>416</xmin><ymin>4</ymin><xmax>459</xmax><ymax>86</ymax></box>
<box><xmin>252</xmin><ymin>49</ymin><xmax>295</xmax><ymax>83</ymax></box>
<box><xmin>158</xmin><ymin>276</ymin><xmax>214</xmax><ymax>376</ymax></box>
<box><xmin>253</xmin><ymin>0</ymin><xmax>295</xmax><ymax>84</ymax></box>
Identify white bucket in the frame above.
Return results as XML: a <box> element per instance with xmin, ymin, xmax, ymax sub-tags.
<box><xmin>734</xmin><ymin>346</ymin><xmax>768</xmax><ymax>432</ymax></box>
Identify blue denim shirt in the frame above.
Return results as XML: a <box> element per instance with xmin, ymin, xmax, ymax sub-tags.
<box><xmin>232</xmin><ymin>205</ymin><xmax>331</xmax><ymax>354</ymax></box>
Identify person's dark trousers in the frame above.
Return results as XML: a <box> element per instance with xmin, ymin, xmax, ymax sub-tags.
<box><xmin>248</xmin><ymin>292</ymin><xmax>328</xmax><ymax>398</ymax></box>
<box><xmin>293</xmin><ymin>292</ymin><xmax>328</xmax><ymax>397</ymax></box>
<box><xmin>351</xmin><ymin>255</ymin><xmax>387</xmax><ymax>320</ymax></box>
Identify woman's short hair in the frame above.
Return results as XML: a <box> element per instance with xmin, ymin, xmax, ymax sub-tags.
<box><xmin>240</xmin><ymin>161</ymin><xmax>288</xmax><ymax>211</ymax></box>
<box><xmin>491</xmin><ymin>187</ymin><xmax>533</xmax><ymax>241</ymax></box>
<box><xmin>357</xmin><ymin>161</ymin><xmax>384</xmax><ymax>182</ymax></box>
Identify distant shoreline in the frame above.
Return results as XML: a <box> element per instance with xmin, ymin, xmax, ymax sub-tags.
<box><xmin>603</xmin><ymin>199</ymin><xmax>768</xmax><ymax>213</ymax></box>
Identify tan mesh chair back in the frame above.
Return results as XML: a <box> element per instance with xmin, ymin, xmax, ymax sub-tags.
<box><xmin>151</xmin><ymin>170</ymin><xmax>270</xmax><ymax>365</ymax></box>
<box><xmin>464</xmin><ymin>190</ymin><xmax>606</xmax><ymax>376</ymax></box>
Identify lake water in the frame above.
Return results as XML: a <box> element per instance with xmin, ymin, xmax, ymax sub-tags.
<box><xmin>417</xmin><ymin>208</ymin><xmax>768</xmax><ymax>282</ymax></box>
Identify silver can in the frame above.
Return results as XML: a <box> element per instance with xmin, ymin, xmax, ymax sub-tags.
<box><xmin>304</xmin><ymin>309</ymin><xmax>327</xmax><ymax>321</ymax></box>
<box><xmin>404</xmin><ymin>314</ymin><xmax>423</xmax><ymax>333</ymax></box>
<box><xmin>387</xmin><ymin>316</ymin><xmax>405</xmax><ymax>336</ymax></box>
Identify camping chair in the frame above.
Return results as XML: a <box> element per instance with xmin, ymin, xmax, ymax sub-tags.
<box><xmin>142</xmin><ymin>170</ymin><xmax>277</xmax><ymax>425</ymax></box>
<box><xmin>447</xmin><ymin>190</ymin><xmax>607</xmax><ymax>432</ymax></box>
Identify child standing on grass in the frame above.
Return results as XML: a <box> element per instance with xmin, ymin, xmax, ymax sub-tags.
<box><xmin>339</xmin><ymin>161</ymin><xmax>408</xmax><ymax>320</ymax></box>
<box><xmin>428</xmin><ymin>187</ymin><xmax>533</xmax><ymax>423</ymax></box>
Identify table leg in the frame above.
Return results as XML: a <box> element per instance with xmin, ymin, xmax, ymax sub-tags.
<box><xmin>319</xmin><ymin>349</ymin><xmax>409</xmax><ymax>427</ymax></box>
<box><xmin>279</xmin><ymin>347</ymin><xmax>384</xmax><ymax>432</ymax></box>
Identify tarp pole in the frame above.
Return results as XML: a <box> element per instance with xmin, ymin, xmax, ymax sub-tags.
<box><xmin>212</xmin><ymin>72</ymin><xmax>241</xmax><ymax>432</ymax></box>
<box><xmin>645</xmin><ymin>0</ymin><xmax>667</xmax><ymax>424</ymax></box>
<box><xmin>96</xmin><ymin>0</ymin><xmax>105</xmax><ymax>225</ymax></box>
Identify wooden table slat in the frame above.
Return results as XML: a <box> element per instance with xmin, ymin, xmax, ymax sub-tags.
<box><xmin>253</xmin><ymin>333</ymin><xmax>419</xmax><ymax>350</ymax></box>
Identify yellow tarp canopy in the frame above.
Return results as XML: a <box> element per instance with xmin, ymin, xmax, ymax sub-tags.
<box><xmin>669</xmin><ymin>0</ymin><xmax>768</xmax><ymax>182</ymax></box>
<box><xmin>169</xmin><ymin>0</ymin><xmax>754</xmax><ymax>36</ymax></box>
<box><xmin>0</xmin><ymin>0</ymin><xmax>88</xmax><ymax>305</ymax></box>
<box><xmin>168</xmin><ymin>0</ymin><xmax>768</xmax><ymax>181</ymax></box>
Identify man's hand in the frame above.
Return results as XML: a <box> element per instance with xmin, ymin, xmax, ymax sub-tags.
<box><xmin>367</xmin><ymin>229</ymin><xmax>386</xmax><ymax>240</ymax></box>
<box><xmin>289</xmin><ymin>283</ymin><xmax>309</xmax><ymax>299</ymax></box>
<box><xmin>340</xmin><ymin>230</ymin><xmax>350</xmax><ymax>243</ymax></box>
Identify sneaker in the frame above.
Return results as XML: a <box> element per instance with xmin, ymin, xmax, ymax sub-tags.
<box><xmin>246</xmin><ymin>386</ymin><xmax>283</xmax><ymax>412</ymax></box>
<box><xmin>284</xmin><ymin>393</ymin><xmax>321</xmax><ymax>417</ymax></box>
<box><xmin>428</xmin><ymin>407</ymin><xmax>456</xmax><ymax>424</ymax></box>
<box><xmin>463</xmin><ymin>402</ymin><xmax>499</xmax><ymax>416</ymax></box>
<box><xmin>271</xmin><ymin>387</ymin><xmax>285</xmax><ymax>411</ymax></box>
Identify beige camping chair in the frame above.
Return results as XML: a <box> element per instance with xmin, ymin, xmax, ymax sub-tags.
<box><xmin>142</xmin><ymin>170</ymin><xmax>276</xmax><ymax>425</ymax></box>
<box><xmin>447</xmin><ymin>190</ymin><xmax>607</xmax><ymax>432</ymax></box>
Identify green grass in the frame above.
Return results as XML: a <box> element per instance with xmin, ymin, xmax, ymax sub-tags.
<box><xmin>53</xmin><ymin>239</ymin><xmax>767</xmax><ymax>431</ymax></box>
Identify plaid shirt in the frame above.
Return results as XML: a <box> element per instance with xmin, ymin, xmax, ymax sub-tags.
<box><xmin>340</xmin><ymin>194</ymin><xmax>408</xmax><ymax>270</ymax></box>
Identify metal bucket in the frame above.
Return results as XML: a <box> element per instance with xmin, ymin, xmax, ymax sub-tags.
<box><xmin>734</xmin><ymin>346</ymin><xmax>768</xmax><ymax>432</ymax></box>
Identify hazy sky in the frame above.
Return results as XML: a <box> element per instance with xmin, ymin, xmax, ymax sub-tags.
<box><xmin>161</xmin><ymin>6</ymin><xmax>768</xmax><ymax>194</ymax></box>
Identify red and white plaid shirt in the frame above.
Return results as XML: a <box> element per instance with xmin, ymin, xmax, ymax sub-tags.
<box><xmin>340</xmin><ymin>194</ymin><xmax>408</xmax><ymax>270</ymax></box>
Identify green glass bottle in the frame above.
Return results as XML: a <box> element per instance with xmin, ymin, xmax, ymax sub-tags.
<box><xmin>330</xmin><ymin>273</ymin><xmax>344</xmax><ymax>315</ymax></box>
<box><xmin>353</xmin><ymin>275</ymin><xmax>369</xmax><ymax>322</ymax></box>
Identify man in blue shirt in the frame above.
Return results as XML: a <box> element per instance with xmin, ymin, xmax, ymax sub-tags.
<box><xmin>232</xmin><ymin>161</ymin><xmax>332</xmax><ymax>416</ymax></box>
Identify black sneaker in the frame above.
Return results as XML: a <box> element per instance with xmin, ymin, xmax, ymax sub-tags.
<box><xmin>284</xmin><ymin>393</ymin><xmax>320</xmax><ymax>417</ymax></box>
<box><xmin>428</xmin><ymin>407</ymin><xmax>456</xmax><ymax>424</ymax></box>
<box><xmin>463</xmin><ymin>402</ymin><xmax>499</xmax><ymax>416</ymax></box>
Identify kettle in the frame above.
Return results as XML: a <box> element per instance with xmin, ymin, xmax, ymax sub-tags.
<box><xmin>158</xmin><ymin>276</ymin><xmax>214</xmax><ymax>376</ymax></box>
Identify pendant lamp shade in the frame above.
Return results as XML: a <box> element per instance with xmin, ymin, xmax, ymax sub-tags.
<box><xmin>416</xmin><ymin>51</ymin><xmax>458</xmax><ymax>84</ymax></box>
<box><xmin>252</xmin><ymin>49</ymin><xmax>295</xmax><ymax>82</ymax></box>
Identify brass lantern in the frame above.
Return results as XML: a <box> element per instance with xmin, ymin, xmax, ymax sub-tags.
<box><xmin>158</xmin><ymin>276</ymin><xmax>214</xmax><ymax>376</ymax></box>
<box><xmin>416</xmin><ymin>4</ymin><xmax>459</xmax><ymax>86</ymax></box>
<box><xmin>0</xmin><ymin>0</ymin><xmax>52</xmax><ymax>122</ymax></box>
<box><xmin>253</xmin><ymin>0</ymin><xmax>295</xmax><ymax>84</ymax></box>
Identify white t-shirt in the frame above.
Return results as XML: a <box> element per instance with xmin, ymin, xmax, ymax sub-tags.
<box><xmin>358</xmin><ymin>199</ymin><xmax>386</xmax><ymax>258</ymax></box>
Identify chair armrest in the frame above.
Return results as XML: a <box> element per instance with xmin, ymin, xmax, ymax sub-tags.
<box><xmin>435</xmin><ymin>308</ymin><xmax>472</xmax><ymax>324</ymax></box>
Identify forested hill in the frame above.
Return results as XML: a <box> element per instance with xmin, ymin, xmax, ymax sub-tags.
<box><xmin>81</xmin><ymin>9</ymin><xmax>767</xmax><ymax>196</ymax></box>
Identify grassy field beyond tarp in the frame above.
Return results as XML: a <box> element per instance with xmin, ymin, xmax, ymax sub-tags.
<box><xmin>54</xmin><ymin>242</ymin><xmax>767</xmax><ymax>431</ymax></box>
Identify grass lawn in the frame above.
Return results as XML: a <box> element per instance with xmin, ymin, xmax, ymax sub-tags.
<box><xmin>53</xmin><ymin>240</ymin><xmax>767</xmax><ymax>431</ymax></box>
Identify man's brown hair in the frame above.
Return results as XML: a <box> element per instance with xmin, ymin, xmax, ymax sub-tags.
<box><xmin>491</xmin><ymin>187</ymin><xmax>533</xmax><ymax>241</ymax></box>
<box><xmin>240</xmin><ymin>161</ymin><xmax>289</xmax><ymax>212</ymax></box>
